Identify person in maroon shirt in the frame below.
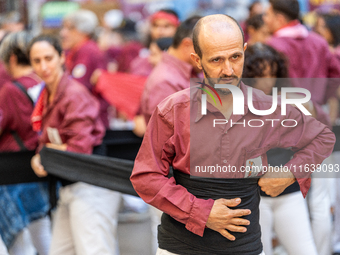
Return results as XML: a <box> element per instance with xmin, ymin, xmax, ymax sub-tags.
<box><xmin>243</xmin><ymin>43</ymin><xmax>321</xmax><ymax>255</ymax></box>
<box><xmin>314</xmin><ymin>12</ymin><xmax>340</xmax><ymax>255</ymax></box>
<box><xmin>0</xmin><ymin>31</ymin><xmax>50</xmax><ymax>255</ymax></box>
<box><xmin>129</xmin><ymin>9</ymin><xmax>180</xmax><ymax>76</ymax></box>
<box><xmin>60</xmin><ymin>9</ymin><xmax>110</xmax><ymax>128</ymax></box>
<box><xmin>245</xmin><ymin>14</ymin><xmax>270</xmax><ymax>46</ymax></box>
<box><xmin>131</xmin><ymin>14</ymin><xmax>335</xmax><ymax>255</ymax></box>
<box><xmin>264</xmin><ymin>2</ymin><xmax>340</xmax><ymax>254</ymax></box>
<box><xmin>141</xmin><ymin>16</ymin><xmax>202</xmax><ymax>125</ymax></box>
<box><xmin>263</xmin><ymin>0</ymin><xmax>340</xmax><ymax>119</ymax></box>
<box><xmin>0</xmin><ymin>61</ymin><xmax>11</xmax><ymax>89</ymax></box>
<box><xmin>29</xmin><ymin>34</ymin><xmax>121</xmax><ymax>255</ymax></box>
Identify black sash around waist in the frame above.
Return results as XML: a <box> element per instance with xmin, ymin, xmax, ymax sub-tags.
<box><xmin>0</xmin><ymin>150</ymin><xmax>47</xmax><ymax>185</ymax></box>
<box><xmin>261</xmin><ymin>148</ymin><xmax>299</xmax><ymax>197</ymax></box>
<box><xmin>158</xmin><ymin>170</ymin><xmax>262</xmax><ymax>255</ymax></box>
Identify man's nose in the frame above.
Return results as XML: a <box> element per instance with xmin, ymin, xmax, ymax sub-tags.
<box><xmin>221</xmin><ymin>60</ymin><xmax>234</xmax><ymax>76</ymax></box>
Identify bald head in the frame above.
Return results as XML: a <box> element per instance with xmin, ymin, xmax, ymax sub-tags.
<box><xmin>193</xmin><ymin>14</ymin><xmax>244</xmax><ymax>58</ymax></box>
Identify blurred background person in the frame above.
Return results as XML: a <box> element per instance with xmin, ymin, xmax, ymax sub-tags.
<box><xmin>1</xmin><ymin>11</ymin><xmax>24</xmax><ymax>33</ymax></box>
<box><xmin>99</xmin><ymin>9</ymin><xmax>144</xmax><ymax>73</ymax></box>
<box><xmin>129</xmin><ymin>9</ymin><xmax>180</xmax><ymax>76</ymax></box>
<box><xmin>29</xmin><ymin>34</ymin><xmax>121</xmax><ymax>255</ymax></box>
<box><xmin>264</xmin><ymin>2</ymin><xmax>340</xmax><ymax>254</ymax></box>
<box><xmin>0</xmin><ymin>31</ymin><xmax>51</xmax><ymax>255</ymax></box>
<box><xmin>60</xmin><ymin>9</ymin><xmax>110</xmax><ymax>128</ymax></box>
<box><xmin>140</xmin><ymin>16</ymin><xmax>201</xmax><ymax>124</ymax></box>
<box><xmin>243</xmin><ymin>42</ymin><xmax>321</xmax><ymax>255</ymax></box>
<box><xmin>314</xmin><ymin>11</ymin><xmax>340</xmax><ymax>255</ymax></box>
<box><xmin>264</xmin><ymin>0</ymin><xmax>340</xmax><ymax>113</ymax></box>
<box><xmin>314</xmin><ymin>13</ymin><xmax>340</xmax><ymax>60</ymax></box>
<box><xmin>241</xmin><ymin>1</ymin><xmax>265</xmax><ymax>43</ymax></box>
<box><xmin>148</xmin><ymin>37</ymin><xmax>173</xmax><ymax>67</ymax></box>
<box><xmin>245</xmin><ymin>14</ymin><xmax>270</xmax><ymax>45</ymax></box>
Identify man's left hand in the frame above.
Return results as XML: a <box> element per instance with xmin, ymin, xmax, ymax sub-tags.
<box><xmin>258</xmin><ymin>167</ymin><xmax>296</xmax><ymax>197</ymax></box>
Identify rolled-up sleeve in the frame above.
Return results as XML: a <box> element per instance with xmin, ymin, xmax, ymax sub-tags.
<box><xmin>130</xmin><ymin>106</ymin><xmax>214</xmax><ymax>237</ymax></box>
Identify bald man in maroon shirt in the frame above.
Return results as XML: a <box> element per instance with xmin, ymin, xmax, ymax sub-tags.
<box><xmin>131</xmin><ymin>14</ymin><xmax>335</xmax><ymax>255</ymax></box>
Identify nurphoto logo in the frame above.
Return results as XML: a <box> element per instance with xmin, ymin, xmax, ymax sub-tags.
<box><xmin>198</xmin><ymin>82</ymin><xmax>312</xmax><ymax>128</ymax></box>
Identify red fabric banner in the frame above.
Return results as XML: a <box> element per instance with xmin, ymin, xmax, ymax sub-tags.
<box><xmin>95</xmin><ymin>71</ymin><xmax>147</xmax><ymax>120</ymax></box>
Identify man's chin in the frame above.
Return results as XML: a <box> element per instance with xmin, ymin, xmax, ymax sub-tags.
<box><xmin>215</xmin><ymin>88</ymin><xmax>232</xmax><ymax>95</ymax></box>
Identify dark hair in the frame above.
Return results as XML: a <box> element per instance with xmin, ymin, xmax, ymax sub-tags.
<box><xmin>172</xmin><ymin>16</ymin><xmax>201</xmax><ymax>49</ymax></box>
<box><xmin>246</xmin><ymin>14</ymin><xmax>264</xmax><ymax>32</ymax></box>
<box><xmin>28</xmin><ymin>34</ymin><xmax>63</xmax><ymax>57</ymax></box>
<box><xmin>0</xmin><ymin>31</ymin><xmax>32</xmax><ymax>66</ymax></box>
<box><xmin>243</xmin><ymin>43</ymin><xmax>288</xmax><ymax>89</ymax></box>
<box><xmin>269</xmin><ymin>0</ymin><xmax>300</xmax><ymax>21</ymax></box>
<box><xmin>193</xmin><ymin>14</ymin><xmax>245</xmax><ymax>58</ymax></box>
<box><xmin>248</xmin><ymin>1</ymin><xmax>262</xmax><ymax>16</ymax></box>
<box><xmin>321</xmin><ymin>14</ymin><xmax>340</xmax><ymax>47</ymax></box>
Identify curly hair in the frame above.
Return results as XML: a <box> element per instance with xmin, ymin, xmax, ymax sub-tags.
<box><xmin>243</xmin><ymin>42</ymin><xmax>288</xmax><ymax>82</ymax></box>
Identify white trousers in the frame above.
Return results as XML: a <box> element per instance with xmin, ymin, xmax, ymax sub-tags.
<box><xmin>49</xmin><ymin>182</ymin><xmax>121</xmax><ymax>255</ymax></box>
<box><xmin>308</xmin><ymin>175</ymin><xmax>332</xmax><ymax>255</ymax></box>
<box><xmin>324</xmin><ymin>151</ymin><xmax>340</xmax><ymax>253</ymax></box>
<box><xmin>260</xmin><ymin>191</ymin><xmax>318</xmax><ymax>255</ymax></box>
<box><xmin>0</xmin><ymin>237</ymin><xmax>8</xmax><ymax>255</ymax></box>
<box><xmin>334</xmin><ymin>177</ymin><xmax>340</xmax><ymax>253</ymax></box>
<box><xmin>10</xmin><ymin>216</ymin><xmax>51</xmax><ymax>255</ymax></box>
<box><xmin>156</xmin><ymin>248</ymin><xmax>265</xmax><ymax>254</ymax></box>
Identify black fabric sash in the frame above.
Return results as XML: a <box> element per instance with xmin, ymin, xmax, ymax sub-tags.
<box><xmin>158</xmin><ymin>170</ymin><xmax>262</xmax><ymax>255</ymax></box>
<box><xmin>40</xmin><ymin>147</ymin><xmax>137</xmax><ymax>196</ymax></box>
<box><xmin>261</xmin><ymin>148</ymin><xmax>299</xmax><ymax>197</ymax></box>
<box><xmin>0</xmin><ymin>150</ymin><xmax>47</xmax><ymax>184</ymax></box>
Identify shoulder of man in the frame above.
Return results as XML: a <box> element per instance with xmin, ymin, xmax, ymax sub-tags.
<box><xmin>156</xmin><ymin>88</ymin><xmax>191</xmax><ymax>117</ymax></box>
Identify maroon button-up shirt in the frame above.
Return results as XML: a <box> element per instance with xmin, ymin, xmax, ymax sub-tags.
<box><xmin>38</xmin><ymin>73</ymin><xmax>105</xmax><ymax>154</ymax></box>
<box><xmin>131</xmin><ymin>82</ymin><xmax>335</xmax><ymax>237</ymax></box>
<box><xmin>266</xmin><ymin>23</ymin><xmax>340</xmax><ymax>105</ymax></box>
<box><xmin>0</xmin><ymin>74</ymin><xmax>41</xmax><ymax>152</ymax></box>
<box><xmin>141</xmin><ymin>52</ymin><xmax>198</xmax><ymax>124</ymax></box>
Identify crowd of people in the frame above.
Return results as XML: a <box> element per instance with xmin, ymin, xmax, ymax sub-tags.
<box><xmin>1</xmin><ymin>0</ymin><xmax>340</xmax><ymax>254</ymax></box>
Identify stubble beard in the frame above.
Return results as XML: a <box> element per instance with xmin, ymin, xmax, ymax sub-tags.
<box><xmin>201</xmin><ymin>64</ymin><xmax>241</xmax><ymax>96</ymax></box>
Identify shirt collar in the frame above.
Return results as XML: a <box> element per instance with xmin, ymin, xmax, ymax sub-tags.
<box><xmin>273</xmin><ymin>20</ymin><xmax>309</xmax><ymax>39</ymax></box>
<box><xmin>194</xmin><ymin>81</ymin><xmax>249</xmax><ymax>123</ymax></box>
<box><xmin>45</xmin><ymin>72</ymin><xmax>70</xmax><ymax>109</ymax></box>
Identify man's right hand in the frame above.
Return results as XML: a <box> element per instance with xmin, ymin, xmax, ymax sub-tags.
<box><xmin>206</xmin><ymin>198</ymin><xmax>251</xmax><ymax>241</ymax></box>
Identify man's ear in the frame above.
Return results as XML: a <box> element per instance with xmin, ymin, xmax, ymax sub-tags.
<box><xmin>190</xmin><ymin>52</ymin><xmax>202</xmax><ymax>70</ymax></box>
<box><xmin>181</xmin><ymin>37</ymin><xmax>193</xmax><ymax>48</ymax></box>
<box><xmin>276</xmin><ymin>13</ymin><xmax>289</xmax><ymax>28</ymax></box>
<box><xmin>244</xmin><ymin>42</ymin><xmax>248</xmax><ymax>52</ymax></box>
